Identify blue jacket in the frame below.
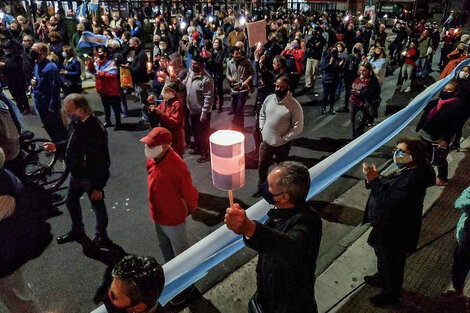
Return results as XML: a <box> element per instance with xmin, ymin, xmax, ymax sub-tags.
<box><xmin>33</xmin><ymin>60</ymin><xmax>61</xmax><ymax>112</ymax></box>
<box><xmin>61</xmin><ymin>57</ymin><xmax>82</xmax><ymax>87</ymax></box>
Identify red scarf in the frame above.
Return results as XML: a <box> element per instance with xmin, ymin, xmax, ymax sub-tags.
<box><xmin>427</xmin><ymin>97</ymin><xmax>458</xmax><ymax>120</ymax></box>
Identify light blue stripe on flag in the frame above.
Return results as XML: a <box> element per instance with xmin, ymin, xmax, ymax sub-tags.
<box><xmin>89</xmin><ymin>0</ymin><xmax>99</xmax><ymax>12</ymax></box>
<box><xmin>76</xmin><ymin>3</ymin><xmax>87</xmax><ymax>20</ymax></box>
<box><xmin>78</xmin><ymin>31</ymin><xmax>107</xmax><ymax>48</ymax></box>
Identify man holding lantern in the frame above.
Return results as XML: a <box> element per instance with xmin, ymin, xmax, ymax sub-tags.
<box><xmin>225</xmin><ymin>161</ymin><xmax>322</xmax><ymax>313</ymax></box>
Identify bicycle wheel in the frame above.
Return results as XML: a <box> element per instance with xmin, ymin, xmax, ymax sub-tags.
<box><xmin>23</xmin><ymin>139</ymin><xmax>58</xmax><ymax>180</ymax></box>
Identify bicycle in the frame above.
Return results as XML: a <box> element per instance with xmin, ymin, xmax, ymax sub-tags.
<box><xmin>20</xmin><ymin>130</ymin><xmax>69</xmax><ymax>205</ymax></box>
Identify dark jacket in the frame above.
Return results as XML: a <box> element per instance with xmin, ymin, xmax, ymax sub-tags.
<box><xmin>244</xmin><ymin>203</ymin><xmax>322</xmax><ymax>313</ymax></box>
<box><xmin>306</xmin><ymin>34</ymin><xmax>326</xmax><ymax>60</ymax></box>
<box><xmin>58</xmin><ymin>115</ymin><xmax>110</xmax><ymax>190</ymax></box>
<box><xmin>321</xmin><ymin>54</ymin><xmax>341</xmax><ymax>84</ymax></box>
<box><xmin>416</xmin><ymin>98</ymin><xmax>461</xmax><ymax>143</ymax></box>
<box><xmin>363</xmin><ymin>166</ymin><xmax>435</xmax><ymax>253</ymax></box>
<box><xmin>129</xmin><ymin>46</ymin><xmax>149</xmax><ymax>84</ymax></box>
<box><xmin>33</xmin><ymin>59</ymin><xmax>61</xmax><ymax>112</ymax></box>
<box><xmin>359</xmin><ymin>75</ymin><xmax>381</xmax><ymax>106</ymax></box>
<box><xmin>2</xmin><ymin>51</ymin><xmax>26</xmax><ymax>85</ymax></box>
<box><xmin>61</xmin><ymin>57</ymin><xmax>82</xmax><ymax>89</ymax></box>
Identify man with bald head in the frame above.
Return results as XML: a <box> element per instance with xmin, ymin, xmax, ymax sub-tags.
<box><xmin>253</xmin><ymin>76</ymin><xmax>303</xmax><ymax>197</ymax></box>
<box><xmin>225</xmin><ymin>161</ymin><xmax>322</xmax><ymax>313</ymax></box>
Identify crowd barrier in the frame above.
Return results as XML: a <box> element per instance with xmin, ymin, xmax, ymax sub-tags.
<box><xmin>91</xmin><ymin>59</ymin><xmax>470</xmax><ymax>312</ymax></box>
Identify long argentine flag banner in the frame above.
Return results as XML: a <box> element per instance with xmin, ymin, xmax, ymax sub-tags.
<box><xmin>78</xmin><ymin>31</ymin><xmax>107</xmax><ymax>48</ymax></box>
<box><xmin>91</xmin><ymin>58</ymin><xmax>470</xmax><ymax>313</ymax></box>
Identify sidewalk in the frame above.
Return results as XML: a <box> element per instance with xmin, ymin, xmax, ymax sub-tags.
<box><xmin>180</xmin><ymin>136</ymin><xmax>470</xmax><ymax>313</ymax></box>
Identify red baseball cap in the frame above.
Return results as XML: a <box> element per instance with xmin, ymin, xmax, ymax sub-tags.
<box><xmin>140</xmin><ymin>127</ymin><xmax>172</xmax><ymax>146</ymax></box>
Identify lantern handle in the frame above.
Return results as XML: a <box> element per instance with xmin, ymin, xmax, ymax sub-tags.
<box><xmin>228</xmin><ymin>190</ymin><xmax>234</xmax><ymax>209</ymax></box>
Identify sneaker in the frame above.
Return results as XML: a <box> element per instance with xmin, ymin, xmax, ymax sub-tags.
<box><xmin>121</xmin><ymin>112</ymin><xmax>127</xmax><ymax>118</ymax></box>
<box><xmin>313</xmin><ymin>92</ymin><xmax>319</xmax><ymax>97</ymax></box>
<box><xmin>337</xmin><ymin>107</ymin><xmax>349</xmax><ymax>113</ymax></box>
<box><xmin>321</xmin><ymin>108</ymin><xmax>327</xmax><ymax>115</ymax></box>
<box><xmin>189</xmin><ymin>149</ymin><xmax>201</xmax><ymax>155</ymax></box>
<box><xmin>404</xmin><ymin>87</ymin><xmax>411</xmax><ymax>93</ymax></box>
<box><xmin>329</xmin><ymin>109</ymin><xmax>336</xmax><ymax>115</ymax></box>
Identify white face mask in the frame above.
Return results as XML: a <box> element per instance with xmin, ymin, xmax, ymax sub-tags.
<box><xmin>459</xmin><ymin>71</ymin><xmax>469</xmax><ymax>79</ymax></box>
<box><xmin>213</xmin><ymin>43</ymin><xmax>219</xmax><ymax>49</ymax></box>
<box><xmin>162</xmin><ymin>91</ymin><xmax>175</xmax><ymax>101</ymax></box>
<box><xmin>145</xmin><ymin>145</ymin><xmax>164</xmax><ymax>159</ymax></box>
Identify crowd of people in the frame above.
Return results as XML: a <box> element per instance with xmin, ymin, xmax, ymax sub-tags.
<box><xmin>0</xmin><ymin>2</ymin><xmax>470</xmax><ymax>313</ymax></box>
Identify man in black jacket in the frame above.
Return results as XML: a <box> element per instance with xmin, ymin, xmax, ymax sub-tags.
<box><xmin>44</xmin><ymin>94</ymin><xmax>112</xmax><ymax>246</ymax></box>
<box><xmin>304</xmin><ymin>26</ymin><xmax>326</xmax><ymax>94</ymax></box>
<box><xmin>225</xmin><ymin>161</ymin><xmax>322</xmax><ymax>313</ymax></box>
<box><xmin>125</xmin><ymin>37</ymin><xmax>150</xmax><ymax>122</ymax></box>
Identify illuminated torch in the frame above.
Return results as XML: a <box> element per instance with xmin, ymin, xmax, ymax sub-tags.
<box><xmin>209</xmin><ymin>130</ymin><xmax>245</xmax><ymax>208</ymax></box>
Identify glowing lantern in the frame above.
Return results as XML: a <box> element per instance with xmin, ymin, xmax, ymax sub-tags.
<box><xmin>209</xmin><ymin>130</ymin><xmax>245</xmax><ymax>208</ymax></box>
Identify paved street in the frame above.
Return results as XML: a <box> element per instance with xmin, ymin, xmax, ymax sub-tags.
<box><xmin>1</xmin><ymin>45</ymin><xmax>465</xmax><ymax>313</ymax></box>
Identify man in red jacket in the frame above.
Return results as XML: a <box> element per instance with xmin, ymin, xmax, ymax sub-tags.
<box><xmin>140</xmin><ymin>127</ymin><xmax>198</xmax><ymax>262</ymax></box>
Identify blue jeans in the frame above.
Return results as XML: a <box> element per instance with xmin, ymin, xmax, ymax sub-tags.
<box><xmin>417</xmin><ymin>57</ymin><xmax>428</xmax><ymax>77</ymax></box>
<box><xmin>66</xmin><ymin>176</ymin><xmax>108</xmax><ymax>237</ymax></box>
<box><xmin>155</xmin><ymin>221</ymin><xmax>190</xmax><ymax>263</ymax></box>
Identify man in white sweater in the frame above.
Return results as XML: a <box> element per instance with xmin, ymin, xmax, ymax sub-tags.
<box><xmin>253</xmin><ymin>76</ymin><xmax>304</xmax><ymax>197</ymax></box>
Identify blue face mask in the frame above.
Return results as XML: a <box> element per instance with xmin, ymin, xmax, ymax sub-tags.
<box><xmin>259</xmin><ymin>181</ymin><xmax>283</xmax><ymax>205</ymax></box>
<box><xmin>67</xmin><ymin>112</ymin><xmax>80</xmax><ymax>123</ymax></box>
<box><xmin>393</xmin><ymin>149</ymin><xmax>413</xmax><ymax>168</ymax></box>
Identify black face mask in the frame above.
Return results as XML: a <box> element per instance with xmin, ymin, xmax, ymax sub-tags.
<box><xmin>458</xmin><ymin>49</ymin><xmax>465</xmax><ymax>54</ymax></box>
<box><xmin>30</xmin><ymin>50</ymin><xmax>40</xmax><ymax>61</ymax></box>
<box><xmin>259</xmin><ymin>181</ymin><xmax>282</xmax><ymax>205</ymax></box>
<box><xmin>192</xmin><ymin>65</ymin><xmax>201</xmax><ymax>73</ymax></box>
<box><xmin>129</xmin><ymin>46</ymin><xmax>136</xmax><ymax>51</ymax></box>
<box><xmin>275</xmin><ymin>88</ymin><xmax>288</xmax><ymax>100</ymax></box>
<box><xmin>77</xmin><ymin>30</ymin><xmax>83</xmax><ymax>36</ymax></box>
<box><xmin>439</xmin><ymin>90</ymin><xmax>455</xmax><ymax>100</ymax></box>
<box><xmin>353</xmin><ymin>48</ymin><xmax>360</xmax><ymax>54</ymax></box>
<box><xmin>103</xmin><ymin>293</ymin><xmax>132</xmax><ymax>313</ymax></box>
<box><xmin>331</xmin><ymin>50</ymin><xmax>338</xmax><ymax>58</ymax></box>
<box><xmin>99</xmin><ymin>54</ymin><xmax>105</xmax><ymax>60</ymax></box>
<box><xmin>374</xmin><ymin>53</ymin><xmax>380</xmax><ymax>59</ymax></box>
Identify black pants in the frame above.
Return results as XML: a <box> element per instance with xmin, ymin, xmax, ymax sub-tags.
<box><xmin>231</xmin><ymin>91</ymin><xmax>249</xmax><ymax>130</ymax></box>
<box><xmin>422</xmin><ymin>139</ymin><xmax>449</xmax><ymax>181</ymax></box>
<box><xmin>322</xmin><ymin>82</ymin><xmax>338</xmax><ymax>111</ymax></box>
<box><xmin>100</xmin><ymin>95</ymin><xmax>121</xmax><ymax>126</ymax></box>
<box><xmin>452</xmin><ymin>242</ymin><xmax>470</xmax><ymax>292</ymax></box>
<box><xmin>350</xmin><ymin>104</ymin><xmax>371</xmax><ymax>139</ymax></box>
<box><xmin>189</xmin><ymin>113</ymin><xmax>211</xmax><ymax>156</ymax></box>
<box><xmin>374</xmin><ymin>247</ymin><xmax>406</xmax><ymax>299</ymax></box>
<box><xmin>258</xmin><ymin>141</ymin><xmax>291</xmax><ymax>185</ymax></box>
<box><xmin>37</xmin><ymin>107</ymin><xmax>68</xmax><ymax>142</ymax></box>
<box><xmin>66</xmin><ymin>176</ymin><xmax>108</xmax><ymax>237</ymax></box>
<box><xmin>8</xmin><ymin>80</ymin><xmax>29</xmax><ymax>112</ymax></box>
<box><xmin>344</xmin><ymin>77</ymin><xmax>353</xmax><ymax>108</ymax></box>
<box><xmin>214</xmin><ymin>77</ymin><xmax>224</xmax><ymax>109</ymax></box>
